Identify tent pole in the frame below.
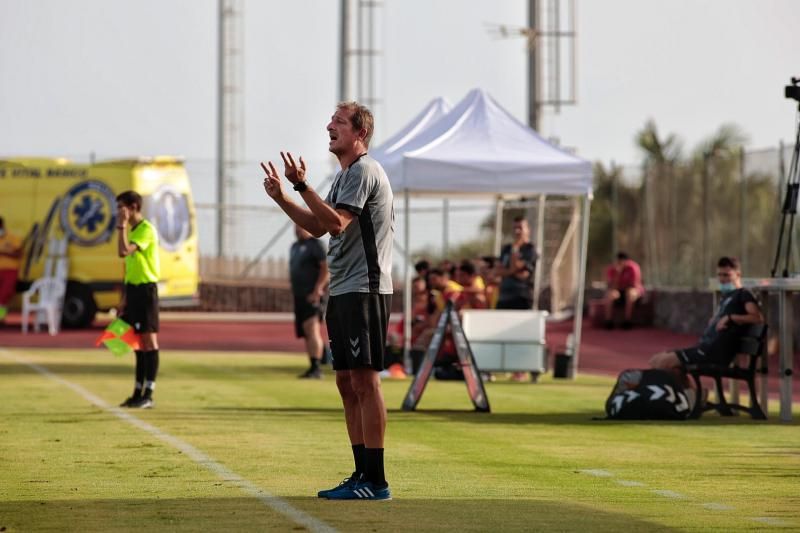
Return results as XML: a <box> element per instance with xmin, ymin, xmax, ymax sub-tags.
<box><xmin>533</xmin><ymin>194</ymin><xmax>546</xmax><ymax>310</ymax></box>
<box><xmin>493</xmin><ymin>196</ymin><xmax>505</xmax><ymax>256</ymax></box>
<box><xmin>570</xmin><ymin>194</ymin><xmax>592</xmax><ymax>378</ymax></box>
<box><xmin>403</xmin><ymin>190</ymin><xmax>412</xmax><ymax>371</ymax></box>
<box><xmin>442</xmin><ymin>198</ymin><xmax>449</xmax><ymax>257</ymax></box>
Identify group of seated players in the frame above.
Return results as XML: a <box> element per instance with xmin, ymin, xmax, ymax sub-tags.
<box><xmin>384</xmin><ymin>257</ymin><xmax>521</xmax><ymax>379</ymax></box>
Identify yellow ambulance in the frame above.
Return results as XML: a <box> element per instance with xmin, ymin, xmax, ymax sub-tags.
<box><xmin>0</xmin><ymin>156</ymin><xmax>199</xmax><ymax>327</ymax></box>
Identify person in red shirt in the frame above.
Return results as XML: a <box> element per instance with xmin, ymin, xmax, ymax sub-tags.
<box><xmin>0</xmin><ymin>216</ymin><xmax>23</xmax><ymax>323</ymax></box>
<box><xmin>603</xmin><ymin>252</ymin><xmax>644</xmax><ymax>329</ymax></box>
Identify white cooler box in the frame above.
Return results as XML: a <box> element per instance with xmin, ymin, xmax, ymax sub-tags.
<box><xmin>460</xmin><ymin>309</ymin><xmax>548</xmax><ymax>372</ymax></box>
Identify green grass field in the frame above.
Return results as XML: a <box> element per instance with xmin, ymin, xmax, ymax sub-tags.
<box><xmin>1</xmin><ymin>347</ymin><xmax>798</xmax><ymax>532</ymax></box>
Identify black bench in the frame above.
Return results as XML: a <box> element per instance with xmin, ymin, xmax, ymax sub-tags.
<box><xmin>685</xmin><ymin>323</ymin><xmax>768</xmax><ymax>420</ymax></box>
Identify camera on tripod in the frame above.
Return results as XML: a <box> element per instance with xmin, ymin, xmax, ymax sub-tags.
<box><xmin>773</xmin><ymin>77</ymin><xmax>800</xmax><ymax>277</ymax></box>
<box><xmin>785</xmin><ymin>77</ymin><xmax>800</xmax><ymax>102</ymax></box>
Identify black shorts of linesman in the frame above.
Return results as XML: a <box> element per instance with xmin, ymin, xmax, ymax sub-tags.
<box><xmin>261</xmin><ymin>101</ymin><xmax>394</xmax><ymax>501</ymax></box>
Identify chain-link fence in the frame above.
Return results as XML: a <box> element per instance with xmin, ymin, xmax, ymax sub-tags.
<box><xmin>588</xmin><ymin>142</ymin><xmax>796</xmax><ymax>288</ymax></box>
<box><xmin>184</xmin><ymin>140</ymin><xmax>795</xmax><ymax>291</ymax></box>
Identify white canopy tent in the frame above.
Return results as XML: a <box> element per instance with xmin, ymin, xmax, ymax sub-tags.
<box><xmin>371</xmin><ymin>96</ymin><xmax>452</xmax><ymax>165</ymax></box>
<box><xmin>373</xmin><ymin>88</ymin><xmax>594</xmax><ymax>374</ymax></box>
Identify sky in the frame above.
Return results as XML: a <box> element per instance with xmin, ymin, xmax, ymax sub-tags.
<box><xmin>1</xmin><ymin>0</ymin><xmax>799</xmax><ymax>258</ymax></box>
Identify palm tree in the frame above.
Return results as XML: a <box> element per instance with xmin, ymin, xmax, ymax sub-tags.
<box><xmin>636</xmin><ymin>120</ymin><xmax>683</xmax><ymax>286</ymax></box>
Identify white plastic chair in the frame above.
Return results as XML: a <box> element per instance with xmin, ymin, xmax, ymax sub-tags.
<box><xmin>21</xmin><ymin>277</ymin><xmax>66</xmax><ymax>335</ymax></box>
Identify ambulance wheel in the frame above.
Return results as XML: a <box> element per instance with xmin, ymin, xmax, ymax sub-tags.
<box><xmin>62</xmin><ymin>282</ymin><xmax>97</xmax><ymax>329</ymax></box>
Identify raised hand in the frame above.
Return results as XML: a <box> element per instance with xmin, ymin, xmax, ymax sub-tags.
<box><xmin>118</xmin><ymin>205</ymin><xmax>131</xmax><ymax>226</ymax></box>
<box><xmin>260</xmin><ymin>161</ymin><xmax>284</xmax><ymax>200</ymax></box>
<box><xmin>280</xmin><ymin>151</ymin><xmax>307</xmax><ymax>184</ymax></box>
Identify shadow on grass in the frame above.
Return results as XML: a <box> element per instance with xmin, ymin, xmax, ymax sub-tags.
<box><xmin>0</xmin><ymin>496</ymin><xmax>681</xmax><ymax>532</ymax></box>
<box><xmin>401</xmin><ymin>408</ymin><xmax>799</xmax><ymax>426</ymax></box>
<box><xmin>200</xmin><ymin>405</ymin><xmax>798</xmax><ymax>427</ymax></box>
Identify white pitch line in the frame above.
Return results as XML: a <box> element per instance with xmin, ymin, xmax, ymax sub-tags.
<box><xmin>578</xmin><ymin>469</ymin><xmax>795</xmax><ymax>528</ymax></box>
<box><xmin>702</xmin><ymin>503</ymin><xmax>735</xmax><ymax>511</ymax></box>
<box><xmin>0</xmin><ymin>349</ymin><xmax>336</xmax><ymax>533</ymax></box>
<box><xmin>578</xmin><ymin>469</ymin><xmax>614</xmax><ymax>477</ymax></box>
<box><xmin>615</xmin><ymin>480</ymin><xmax>646</xmax><ymax>487</ymax></box>
<box><xmin>750</xmin><ymin>517</ymin><xmax>790</xmax><ymax>527</ymax></box>
<box><xmin>651</xmin><ymin>489</ymin><xmax>686</xmax><ymax>499</ymax></box>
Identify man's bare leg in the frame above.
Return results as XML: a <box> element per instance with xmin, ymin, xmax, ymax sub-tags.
<box><xmin>301</xmin><ymin>316</ymin><xmax>323</xmax><ymax>377</ymax></box>
<box><xmin>302</xmin><ymin>316</ymin><xmax>323</xmax><ymax>360</ymax></box>
<box><xmin>623</xmin><ymin>287</ymin><xmax>641</xmax><ymax>322</ymax></box>
<box><xmin>350</xmin><ymin>368</ymin><xmax>386</xmax><ymax>447</ymax></box>
<box><xmin>649</xmin><ymin>350</ymin><xmax>693</xmax><ymax>390</ymax></box>
<box><xmin>336</xmin><ymin>370</ymin><xmax>364</xmax><ymax>443</ymax></box>
<box><xmin>336</xmin><ymin>370</ymin><xmax>365</xmax><ymax>477</ymax></box>
<box><xmin>350</xmin><ymin>367</ymin><xmax>388</xmax><ymax>488</ymax></box>
<box><xmin>604</xmin><ymin>289</ymin><xmax>620</xmax><ymax>321</ymax></box>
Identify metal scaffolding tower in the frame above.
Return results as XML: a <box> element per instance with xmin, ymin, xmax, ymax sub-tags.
<box><xmin>487</xmin><ymin>0</ymin><xmax>577</xmax><ymax>132</ymax></box>
<box><xmin>216</xmin><ymin>0</ymin><xmax>245</xmax><ymax>257</ymax></box>
<box><xmin>339</xmin><ymin>0</ymin><xmax>383</xmax><ymax>138</ymax></box>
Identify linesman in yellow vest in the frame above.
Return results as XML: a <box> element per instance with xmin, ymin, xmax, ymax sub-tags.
<box><xmin>116</xmin><ymin>191</ymin><xmax>161</xmax><ymax>409</ymax></box>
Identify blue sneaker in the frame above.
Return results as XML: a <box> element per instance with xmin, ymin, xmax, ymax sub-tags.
<box><xmin>317</xmin><ymin>473</ymin><xmax>362</xmax><ymax>498</ymax></box>
<box><xmin>325</xmin><ymin>480</ymin><xmax>391</xmax><ymax>501</ymax></box>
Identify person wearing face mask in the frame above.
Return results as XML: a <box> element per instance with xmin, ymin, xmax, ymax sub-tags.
<box><xmin>0</xmin><ymin>216</ymin><xmax>23</xmax><ymax>324</ymax></box>
<box><xmin>649</xmin><ymin>256</ymin><xmax>763</xmax><ymax>388</ymax></box>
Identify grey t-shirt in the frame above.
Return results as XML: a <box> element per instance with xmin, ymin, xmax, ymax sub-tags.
<box><xmin>324</xmin><ymin>154</ymin><xmax>394</xmax><ymax>296</ymax></box>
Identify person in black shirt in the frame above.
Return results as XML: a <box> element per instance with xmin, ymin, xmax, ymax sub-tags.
<box><xmin>289</xmin><ymin>224</ymin><xmax>329</xmax><ymax>379</ymax></box>
<box><xmin>650</xmin><ymin>256</ymin><xmax>763</xmax><ymax>386</ymax></box>
<box><xmin>496</xmin><ymin>216</ymin><xmax>540</xmax><ymax>382</ymax></box>
<box><xmin>496</xmin><ymin>216</ymin><xmax>538</xmax><ymax>310</ymax></box>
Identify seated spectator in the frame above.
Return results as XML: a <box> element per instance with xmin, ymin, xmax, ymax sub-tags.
<box><xmin>455</xmin><ymin>259</ymin><xmax>488</xmax><ymax>310</ymax></box>
<box><xmin>414</xmin><ymin>259</ymin><xmax>431</xmax><ymax>286</ymax></box>
<box><xmin>408</xmin><ymin>268</ymin><xmax>463</xmax><ymax>374</ymax></box>
<box><xmin>386</xmin><ymin>276</ymin><xmax>433</xmax><ymax>375</ymax></box>
<box><xmin>478</xmin><ymin>255</ymin><xmax>500</xmax><ymax>309</ymax></box>
<box><xmin>603</xmin><ymin>251</ymin><xmax>644</xmax><ymax>330</ymax></box>
<box><xmin>649</xmin><ymin>256</ymin><xmax>763</xmax><ymax>391</ymax></box>
<box><xmin>428</xmin><ymin>267</ymin><xmax>463</xmax><ymax>312</ymax></box>
<box><xmin>0</xmin><ymin>216</ymin><xmax>22</xmax><ymax>324</ymax></box>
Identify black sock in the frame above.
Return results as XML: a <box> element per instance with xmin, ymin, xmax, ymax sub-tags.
<box><xmin>352</xmin><ymin>444</ymin><xmax>366</xmax><ymax>477</ymax></box>
<box><xmin>309</xmin><ymin>357</ymin><xmax>320</xmax><ymax>371</ymax></box>
<box><xmin>143</xmin><ymin>350</ymin><xmax>159</xmax><ymax>398</ymax></box>
<box><xmin>144</xmin><ymin>350</ymin><xmax>160</xmax><ymax>382</ymax></box>
<box><xmin>133</xmin><ymin>351</ymin><xmax>145</xmax><ymax>398</ymax></box>
<box><xmin>365</xmin><ymin>448</ymin><xmax>386</xmax><ymax>487</ymax></box>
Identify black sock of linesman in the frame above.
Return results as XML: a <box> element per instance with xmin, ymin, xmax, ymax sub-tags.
<box><xmin>309</xmin><ymin>356</ymin><xmax>320</xmax><ymax>371</ymax></box>
<box><xmin>365</xmin><ymin>448</ymin><xmax>386</xmax><ymax>488</ymax></box>
<box><xmin>133</xmin><ymin>351</ymin><xmax>145</xmax><ymax>398</ymax></box>
<box><xmin>143</xmin><ymin>350</ymin><xmax>159</xmax><ymax>399</ymax></box>
<box><xmin>352</xmin><ymin>444</ymin><xmax>366</xmax><ymax>478</ymax></box>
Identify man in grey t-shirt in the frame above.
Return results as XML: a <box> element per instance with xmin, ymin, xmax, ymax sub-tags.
<box><xmin>260</xmin><ymin>101</ymin><xmax>394</xmax><ymax>501</ymax></box>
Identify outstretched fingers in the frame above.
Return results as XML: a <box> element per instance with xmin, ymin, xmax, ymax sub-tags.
<box><xmin>280</xmin><ymin>151</ymin><xmax>292</xmax><ymax>169</ymax></box>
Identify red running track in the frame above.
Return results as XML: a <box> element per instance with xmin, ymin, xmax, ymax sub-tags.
<box><xmin>1</xmin><ymin>313</ymin><xmax>797</xmax><ymax>400</ymax></box>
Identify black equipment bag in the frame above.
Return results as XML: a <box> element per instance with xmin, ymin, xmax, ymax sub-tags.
<box><xmin>605</xmin><ymin>369</ymin><xmax>691</xmax><ymax>420</ymax></box>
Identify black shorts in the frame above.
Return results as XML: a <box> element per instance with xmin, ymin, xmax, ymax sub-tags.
<box><xmin>122</xmin><ymin>283</ymin><xmax>159</xmax><ymax>333</ymax></box>
<box><xmin>326</xmin><ymin>292</ymin><xmax>391</xmax><ymax>371</ymax></box>
<box><xmin>293</xmin><ymin>294</ymin><xmax>325</xmax><ymax>338</ymax></box>
<box><xmin>676</xmin><ymin>330</ymin><xmax>739</xmax><ymax>367</ymax></box>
